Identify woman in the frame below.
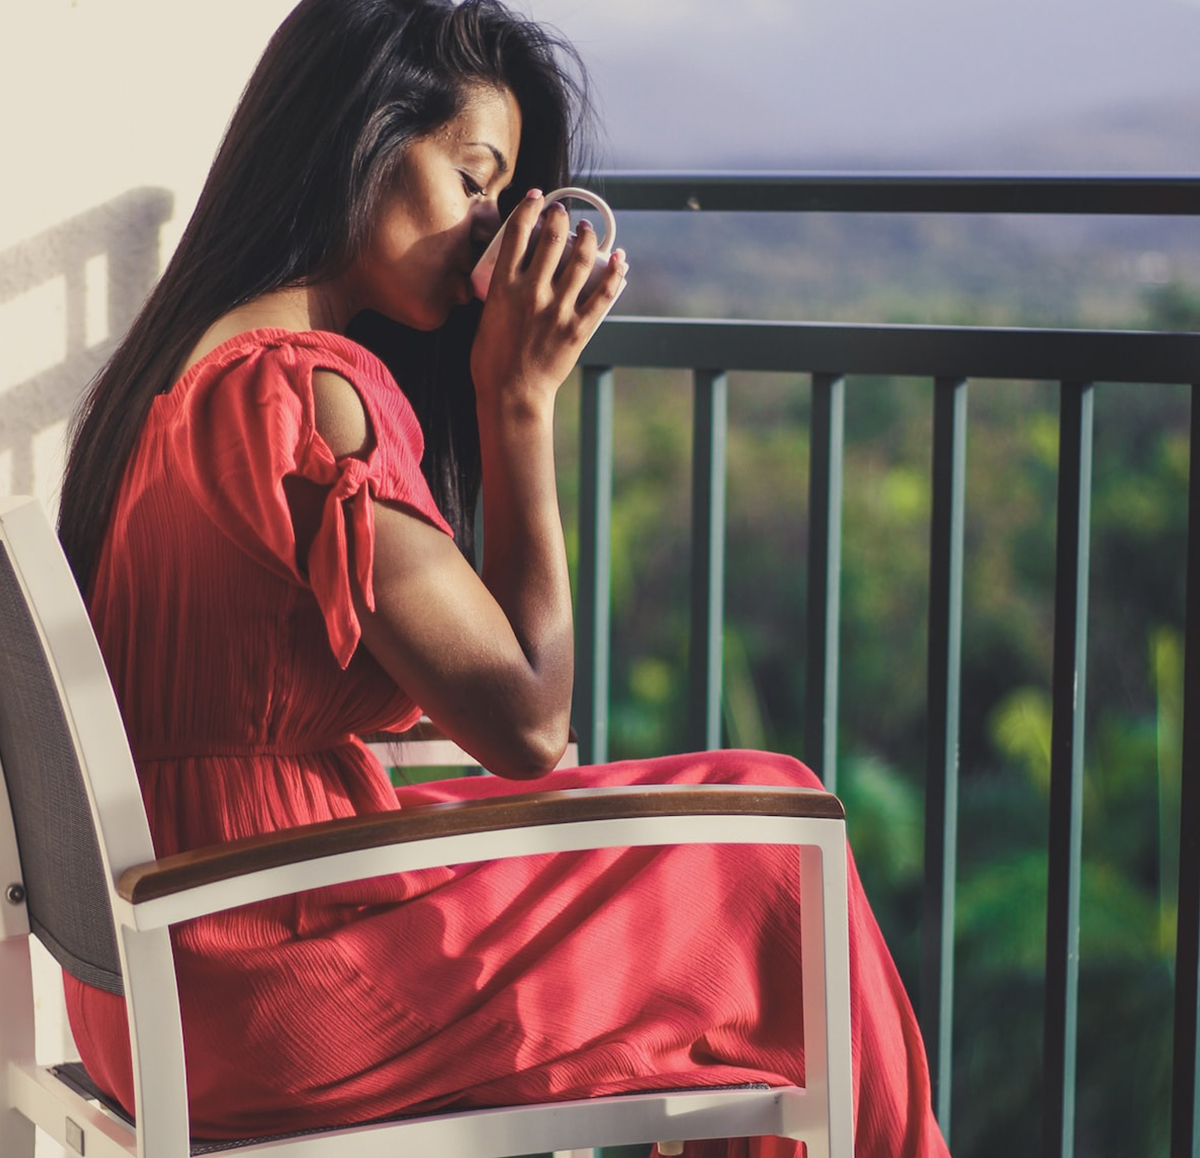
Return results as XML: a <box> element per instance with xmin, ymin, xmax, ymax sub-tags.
<box><xmin>57</xmin><ymin>1</ymin><xmax>950</xmax><ymax>1154</ymax></box>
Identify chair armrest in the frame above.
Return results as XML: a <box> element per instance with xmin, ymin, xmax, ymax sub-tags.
<box><xmin>107</xmin><ymin>784</ymin><xmax>852</xmax><ymax>1158</ymax></box>
<box><xmin>116</xmin><ymin>785</ymin><xmax>843</xmax><ymax>913</ymax></box>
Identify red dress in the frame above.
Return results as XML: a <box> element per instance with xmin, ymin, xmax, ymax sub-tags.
<box><xmin>63</xmin><ymin>328</ymin><xmax>949</xmax><ymax>1157</ymax></box>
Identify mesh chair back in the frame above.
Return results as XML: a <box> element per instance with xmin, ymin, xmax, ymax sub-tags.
<box><xmin>0</xmin><ymin>535</ymin><xmax>124</xmax><ymax>994</ymax></box>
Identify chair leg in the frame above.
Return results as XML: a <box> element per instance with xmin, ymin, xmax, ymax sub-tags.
<box><xmin>0</xmin><ymin>1107</ymin><xmax>35</xmax><ymax>1158</ymax></box>
<box><xmin>0</xmin><ymin>937</ymin><xmax>38</xmax><ymax>1158</ymax></box>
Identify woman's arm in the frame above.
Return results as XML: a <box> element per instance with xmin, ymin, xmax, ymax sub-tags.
<box><xmin>315</xmin><ymin>192</ymin><xmax>627</xmax><ymax>779</ymax></box>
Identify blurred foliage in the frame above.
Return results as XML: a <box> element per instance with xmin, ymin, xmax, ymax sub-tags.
<box><xmin>553</xmin><ymin>248</ymin><xmax>1192</xmax><ymax>1155</ymax></box>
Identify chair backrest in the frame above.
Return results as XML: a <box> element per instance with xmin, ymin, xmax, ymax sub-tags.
<box><xmin>0</xmin><ymin>496</ymin><xmax>153</xmax><ymax>996</ymax></box>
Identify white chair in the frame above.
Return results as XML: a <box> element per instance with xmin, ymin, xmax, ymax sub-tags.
<box><xmin>0</xmin><ymin>494</ymin><xmax>854</xmax><ymax>1158</ymax></box>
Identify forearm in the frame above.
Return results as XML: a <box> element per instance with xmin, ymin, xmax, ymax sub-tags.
<box><xmin>476</xmin><ymin>394</ymin><xmax>574</xmax><ymax>731</ymax></box>
<box><xmin>447</xmin><ymin>187</ymin><xmax>625</xmax><ymax>767</ymax></box>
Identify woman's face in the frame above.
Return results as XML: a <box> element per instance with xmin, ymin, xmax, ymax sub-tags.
<box><xmin>345</xmin><ymin>85</ymin><xmax>522</xmax><ymax>331</ymax></box>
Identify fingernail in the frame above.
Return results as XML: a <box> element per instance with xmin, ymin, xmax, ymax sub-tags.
<box><xmin>578</xmin><ymin>218</ymin><xmax>594</xmax><ymax>233</ymax></box>
<box><xmin>526</xmin><ymin>188</ymin><xmax>544</xmax><ymax>200</ymax></box>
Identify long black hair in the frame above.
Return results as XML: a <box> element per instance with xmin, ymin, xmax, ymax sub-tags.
<box><xmin>58</xmin><ymin>0</ymin><xmax>592</xmax><ymax>587</ymax></box>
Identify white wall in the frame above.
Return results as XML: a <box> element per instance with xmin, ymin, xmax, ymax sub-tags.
<box><xmin>0</xmin><ymin>0</ymin><xmax>296</xmax><ymax>519</ymax></box>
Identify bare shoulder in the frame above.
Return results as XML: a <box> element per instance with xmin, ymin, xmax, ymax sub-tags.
<box><xmin>311</xmin><ymin>368</ymin><xmax>371</xmax><ymax>459</ymax></box>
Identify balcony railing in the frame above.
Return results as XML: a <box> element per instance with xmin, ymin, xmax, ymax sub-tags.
<box><xmin>572</xmin><ymin>172</ymin><xmax>1200</xmax><ymax>1158</ymax></box>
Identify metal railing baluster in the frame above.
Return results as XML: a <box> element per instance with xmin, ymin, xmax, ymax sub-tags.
<box><xmin>805</xmin><ymin>373</ymin><xmax>845</xmax><ymax>790</ymax></box>
<box><xmin>574</xmin><ymin>366</ymin><xmax>614</xmax><ymax>766</ymax></box>
<box><xmin>1171</xmin><ymin>381</ymin><xmax>1200</xmax><ymax>1158</ymax></box>
<box><xmin>921</xmin><ymin>376</ymin><xmax>968</xmax><ymax>1138</ymax></box>
<box><xmin>1043</xmin><ymin>380</ymin><xmax>1094</xmax><ymax>1158</ymax></box>
<box><xmin>687</xmin><ymin>369</ymin><xmax>728</xmax><ymax>752</ymax></box>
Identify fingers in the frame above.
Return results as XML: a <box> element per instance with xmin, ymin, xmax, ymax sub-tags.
<box><xmin>525</xmin><ymin>201</ymin><xmax>574</xmax><ymax>286</ymax></box>
<box><xmin>493</xmin><ymin>188</ymin><xmax>546</xmax><ymax>281</ymax></box>
<box><xmin>488</xmin><ymin>188</ymin><xmax>629</xmax><ymax>327</ymax></box>
<box><xmin>540</xmin><ymin>214</ymin><xmax>628</xmax><ymax>320</ymax></box>
<box><xmin>577</xmin><ymin>246</ymin><xmax>629</xmax><ymax>325</ymax></box>
<box><xmin>553</xmin><ymin>216</ymin><xmax>601</xmax><ymax>301</ymax></box>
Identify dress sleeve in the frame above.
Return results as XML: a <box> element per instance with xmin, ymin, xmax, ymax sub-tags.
<box><xmin>168</xmin><ymin>337</ymin><xmax>453</xmax><ymax>668</ymax></box>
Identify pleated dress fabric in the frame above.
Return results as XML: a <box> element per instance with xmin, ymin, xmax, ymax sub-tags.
<box><xmin>63</xmin><ymin>329</ymin><xmax>949</xmax><ymax>1157</ymax></box>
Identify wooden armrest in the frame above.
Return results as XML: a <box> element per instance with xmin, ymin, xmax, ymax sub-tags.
<box><xmin>117</xmin><ymin>784</ymin><xmax>843</xmax><ymax>905</ymax></box>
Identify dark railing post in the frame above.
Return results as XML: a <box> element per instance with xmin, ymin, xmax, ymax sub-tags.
<box><xmin>1171</xmin><ymin>381</ymin><xmax>1200</xmax><ymax>1158</ymax></box>
<box><xmin>574</xmin><ymin>365</ymin><xmax>613</xmax><ymax>766</ymax></box>
<box><xmin>922</xmin><ymin>376</ymin><xmax>968</xmax><ymax>1137</ymax></box>
<box><xmin>806</xmin><ymin>373</ymin><xmax>845</xmax><ymax>790</ymax></box>
<box><xmin>687</xmin><ymin>369</ymin><xmax>728</xmax><ymax>751</ymax></box>
<box><xmin>1043</xmin><ymin>380</ymin><xmax>1094</xmax><ymax>1158</ymax></box>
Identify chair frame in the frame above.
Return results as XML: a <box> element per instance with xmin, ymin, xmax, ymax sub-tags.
<box><xmin>0</xmin><ymin>494</ymin><xmax>854</xmax><ymax>1158</ymax></box>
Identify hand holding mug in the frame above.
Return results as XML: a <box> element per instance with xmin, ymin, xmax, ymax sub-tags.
<box><xmin>471</xmin><ymin>186</ymin><xmax>621</xmax><ymax>309</ymax></box>
<box><xmin>468</xmin><ymin>187</ymin><xmax>627</xmax><ymax>409</ymax></box>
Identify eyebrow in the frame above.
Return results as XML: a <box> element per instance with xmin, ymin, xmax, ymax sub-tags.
<box><xmin>466</xmin><ymin>142</ymin><xmax>510</xmax><ymax>177</ymax></box>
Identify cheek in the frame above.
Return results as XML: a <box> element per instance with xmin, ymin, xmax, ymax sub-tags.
<box><xmin>370</xmin><ymin>202</ymin><xmax>420</xmax><ymax>263</ymax></box>
<box><xmin>376</xmin><ymin>228</ymin><xmax>412</xmax><ymax>273</ymax></box>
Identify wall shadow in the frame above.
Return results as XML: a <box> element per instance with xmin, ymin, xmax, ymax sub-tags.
<box><xmin>0</xmin><ymin>187</ymin><xmax>173</xmax><ymax>503</ymax></box>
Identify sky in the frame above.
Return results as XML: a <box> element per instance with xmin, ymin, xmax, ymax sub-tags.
<box><xmin>521</xmin><ymin>0</ymin><xmax>1200</xmax><ymax>168</ymax></box>
<box><xmin>3</xmin><ymin>0</ymin><xmax>1200</xmax><ymax>248</ymax></box>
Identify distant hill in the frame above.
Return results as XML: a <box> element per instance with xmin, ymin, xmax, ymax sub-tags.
<box><xmin>603</xmin><ymin>93</ymin><xmax>1200</xmax><ymax>329</ymax></box>
<box><xmin>923</xmin><ymin>92</ymin><xmax>1200</xmax><ymax>174</ymax></box>
<box><xmin>610</xmin><ymin>208</ymin><xmax>1192</xmax><ymax>329</ymax></box>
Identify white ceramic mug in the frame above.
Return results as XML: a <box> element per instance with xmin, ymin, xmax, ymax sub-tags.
<box><xmin>471</xmin><ymin>186</ymin><xmax>618</xmax><ymax>302</ymax></box>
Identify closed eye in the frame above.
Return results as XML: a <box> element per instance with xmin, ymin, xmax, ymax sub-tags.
<box><xmin>460</xmin><ymin>172</ymin><xmax>485</xmax><ymax>197</ymax></box>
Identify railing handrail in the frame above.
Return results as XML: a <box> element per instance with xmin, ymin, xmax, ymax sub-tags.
<box><xmin>589</xmin><ymin>169</ymin><xmax>1200</xmax><ymax>215</ymax></box>
<box><xmin>585</xmin><ymin>316</ymin><xmax>1200</xmax><ymax>383</ymax></box>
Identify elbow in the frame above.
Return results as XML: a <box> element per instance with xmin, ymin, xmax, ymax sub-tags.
<box><xmin>490</xmin><ymin>718</ymin><xmax>572</xmax><ymax>780</ymax></box>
